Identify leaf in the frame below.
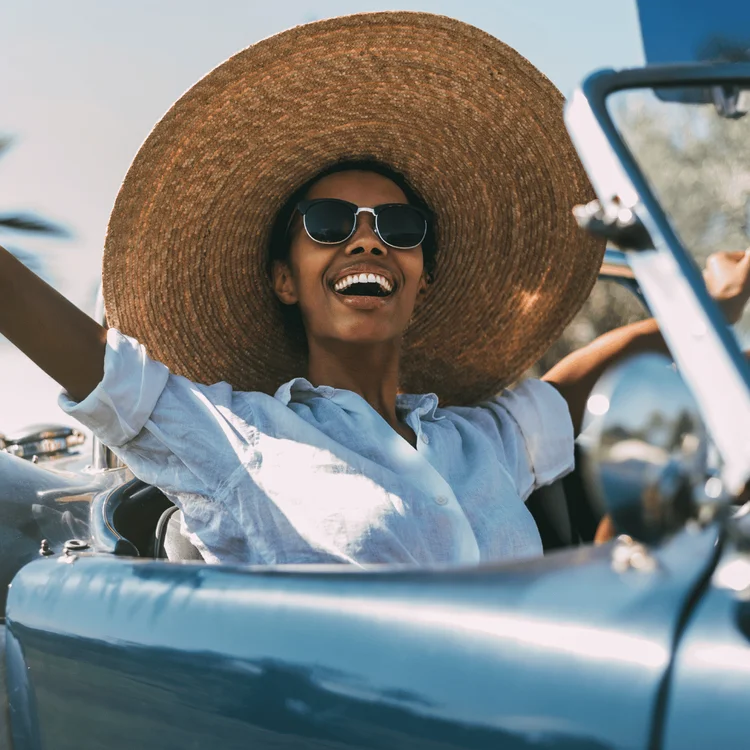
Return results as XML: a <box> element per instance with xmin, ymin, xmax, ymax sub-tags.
<box><xmin>0</xmin><ymin>213</ymin><xmax>71</xmax><ymax>237</ymax></box>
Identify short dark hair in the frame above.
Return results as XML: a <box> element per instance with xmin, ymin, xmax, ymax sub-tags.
<box><xmin>267</xmin><ymin>159</ymin><xmax>438</xmax><ymax>282</ymax></box>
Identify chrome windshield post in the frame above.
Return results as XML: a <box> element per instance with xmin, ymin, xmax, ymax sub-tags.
<box><xmin>566</xmin><ymin>68</ymin><xmax>750</xmax><ymax>494</ymax></box>
<box><xmin>91</xmin><ymin>285</ymin><xmax>125</xmax><ymax>471</ymax></box>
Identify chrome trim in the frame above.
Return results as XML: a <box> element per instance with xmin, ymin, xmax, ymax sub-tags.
<box><xmin>93</xmin><ymin>283</ymin><xmax>106</xmax><ymax>329</ymax></box>
<box><xmin>91</xmin><ymin>284</ymin><xmax>125</xmax><ymax>471</ymax></box>
<box><xmin>93</xmin><ymin>438</ymin><xmax>125</xmax><ymax>470</ymax></box>
<box><xmin>1</xmin><ymin>425</ymin><xmax>86</xmax><ymax>461</ymax></box>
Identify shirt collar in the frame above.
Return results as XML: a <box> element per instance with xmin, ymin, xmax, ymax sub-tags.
<box><xmin>274</xmin><ymin>378</ymin><xmax>442</xmax><ymax>421</ymax></box>
<box><xmin>274</xmin><ymin>377</ymin><xmax>333</xmax><ymax>405</ymax></box>
<box><xmin>395</xmin><ymin>392</ymin><xmax>442</xmax><ymax>421</ymax></box>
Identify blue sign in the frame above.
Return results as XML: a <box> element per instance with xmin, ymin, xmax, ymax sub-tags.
<box><xmin>638</xmin><ymin>0</ymin><xmax>750</xmax><ymax>64</ymax></box>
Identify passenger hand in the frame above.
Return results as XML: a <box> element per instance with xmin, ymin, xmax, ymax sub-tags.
<box><xmin>703</xmin><ymin>249</ymin><xmax>750</xmax><ymax>324</ymax></box>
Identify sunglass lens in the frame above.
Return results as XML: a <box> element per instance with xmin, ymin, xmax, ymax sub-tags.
<box><xmin>377</xmin><ymin>205</ymin><xmax>427</xmax><ymax>248</ymax></box>
<box><xmin>304</xmin><ymin>200</ymin><xmax>355</xmax><ymax>244</ymax></box>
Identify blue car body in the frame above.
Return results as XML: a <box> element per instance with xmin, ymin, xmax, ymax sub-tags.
<box><xmin>1</xmin><ymin>446</ymin><xmax>747</xmax><ymax>750</ymax></box>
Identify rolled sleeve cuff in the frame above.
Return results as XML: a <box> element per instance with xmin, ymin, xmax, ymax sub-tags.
<box><xmin>58</xmin><ymin>328</ymin><xmax>169</xmax><ymax>447</ymax></box>
<box><xmin>504</xmin><ymin>379</ymin><xmax>575</xmax><ymax>491</ymax></box>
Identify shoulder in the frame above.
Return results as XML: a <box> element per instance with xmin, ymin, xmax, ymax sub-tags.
<box><xmin>439</xmin><ymin>379</ymin><xmax>568</xmax><ymax>431</ymax></box>
<box><xmin>439</xmin><ymin>379</ymin><xmax>575</xmax><ymax>494</ymax></box>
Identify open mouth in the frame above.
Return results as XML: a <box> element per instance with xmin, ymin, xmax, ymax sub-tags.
<box><xmin>332</xmin><ymin>273</ymin><xmax>394</xmax><ymax>298</ymax></box>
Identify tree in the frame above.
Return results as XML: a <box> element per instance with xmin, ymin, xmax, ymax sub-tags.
<box><xmin>530</xmin><ymin>86</ymin><xmax>750</xmax><ymax>376</ymax></box>
<box><xmin>610</xmin><ymin>88</ymin><xmax>750</xmax><ymax>268</ymax></box>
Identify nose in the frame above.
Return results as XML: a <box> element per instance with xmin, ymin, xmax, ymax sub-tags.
<box><xmin>344</xmin><ymin>214</ymin><xmax>387</xmax><ymax>257</ymax></box>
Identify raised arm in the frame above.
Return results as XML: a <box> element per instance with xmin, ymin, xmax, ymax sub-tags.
<box><xmin>544</xmin><ymin>249</ymin><xmax>750</xmax><ymax>436</ymax></box>
<box><xmin>543</xmin><ymin>318</ymin><xmax>666</xmax><ymax>436</ymax></box>
<box><xmin>0</xmin><ymin>244</ymin><xmax>107</xmax><ymax>402</ymax></box>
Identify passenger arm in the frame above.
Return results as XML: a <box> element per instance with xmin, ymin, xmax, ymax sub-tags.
<box><xmin>545</xmin><ymin>249</ymin><xmax>750</xmax><ymax>546</ymax></box>
<box><xmin>544</xmin><ymin>249</ymin><xmax>750</xmax><ymax>437</ymax></box>
<box><xmin>543</xmin><ymin>318</ymin><xmax>666</xmax><ymax>437</ymax></box>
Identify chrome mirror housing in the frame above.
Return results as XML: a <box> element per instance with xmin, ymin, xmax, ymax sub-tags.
<box><xmin>580</xmin><ymin>353</ymin><xmax>709</xmax><ymax>543</ymax></box>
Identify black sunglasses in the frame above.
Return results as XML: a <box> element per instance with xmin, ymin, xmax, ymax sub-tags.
<box><xmin>294</xmin><ymin>198</ymin><xmax>429</xmax><ymax>249</ymax></box>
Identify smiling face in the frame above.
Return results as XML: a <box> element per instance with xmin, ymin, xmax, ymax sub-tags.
<box><xmin>272</xmin><ymin>170</ymin><xmax>428</xmax><ymax>347</ymax></box>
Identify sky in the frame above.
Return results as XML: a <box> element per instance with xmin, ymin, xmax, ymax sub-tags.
<box><xmin>0</xmin><ymin>0</ymin><xmax>644</xmax><ymax>436</ymax></box>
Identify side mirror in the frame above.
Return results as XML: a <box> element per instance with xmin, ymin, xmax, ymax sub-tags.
<box><xmin>580</xmin><ymin>353</ymin><xmax>709</xmax><ymax>543</ymax></box>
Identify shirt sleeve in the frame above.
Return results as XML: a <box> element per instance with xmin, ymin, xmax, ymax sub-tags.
<box><xmin>59</xmin><ymin>328</ymin><xmax>265</xmax><ymax>561</ymax></box>
<box><xmin>58</xmin><ymin>328</ymin><xmax>248</xmax><ymax>499</ymax></box>
<box><xmin>60</xmin><ymin>328</ymin><xmax>170</xmax><ymax>448</ymax></box>
<box><xmin>467</xmin><ymin>379</ymin><xmax>575</xmax><ymax>501</ymax></box>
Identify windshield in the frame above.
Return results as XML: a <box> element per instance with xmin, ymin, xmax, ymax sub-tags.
<box><xmin>607</xmin><ymin>85</ymin><xmax>750</xmax><ymax>344</ymax></box>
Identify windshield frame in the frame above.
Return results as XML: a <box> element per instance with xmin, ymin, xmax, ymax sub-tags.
<box><xmin>566</xmin><ymin>63</ymin><xmax>750</xmax><ymax>493</ymax></box>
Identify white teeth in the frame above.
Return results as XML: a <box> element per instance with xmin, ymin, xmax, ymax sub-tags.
<box><xmin>333</xmin><ymin>273</ymin><xmax>393</xmax><ymax>293</ymax></box>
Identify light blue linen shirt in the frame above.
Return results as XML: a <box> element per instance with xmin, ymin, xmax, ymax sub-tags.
<box><xmin>60</xmin><ymin>329</ymin><xmax>574</xmax><ymax>567</ymax></box>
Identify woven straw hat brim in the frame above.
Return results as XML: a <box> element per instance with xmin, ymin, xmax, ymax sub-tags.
<box><xmin>103</xmin><ymin>11</ymin><xmax>604</xmax><ymax>405</ymax></box>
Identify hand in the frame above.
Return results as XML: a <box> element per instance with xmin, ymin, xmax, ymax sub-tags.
<box><xmin>703</xmin><ymin>249</ymin><xmax>750</xmax><ymax>324</ymax></box>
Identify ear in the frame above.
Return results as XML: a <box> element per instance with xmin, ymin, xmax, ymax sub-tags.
<box><xmin>272</xmin><ymin>260</ymin><xmax>298</xmax><ymax>305</ymax></box>
<box><xmin>410</xmin><ymin>271</ymin><xmax>430</xmax><ymax>313</ymax></box>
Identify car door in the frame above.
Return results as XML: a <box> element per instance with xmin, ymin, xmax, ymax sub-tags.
<box><xmin>5</xmin><ymin>522</ymin><xmax>719</xmax><ymax>750</ymax></box>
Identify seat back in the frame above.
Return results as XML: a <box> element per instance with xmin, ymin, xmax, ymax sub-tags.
<box><xmin>154</xmin><ymin>506</ymin><xmax>204</xmax><ymax>561</ymax></box>
<box><xmin>527</xmin><ymin>443</ymin><xmax>603</xmax><ymax>551</ymax></box>
<box><xmin>526</xmin><ymin>480</ymin><xmax>575</xmax><ymax>551</ymax></box>
<box><xmin>92</xmin><ymin>478</ymin><xmax>173</xmax><ymax>557</ymax></box>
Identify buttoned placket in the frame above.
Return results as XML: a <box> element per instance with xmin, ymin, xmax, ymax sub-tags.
<box><xmin>399</xmin><ymin>401</ymin><xmax>481</xmax><ymax>561</ymax></box>
<box><xmin>408</xmin><ymin>419</ymin><xmax>447</xmax><ymax>506</ymax></box>
<box><xmin>285</xmin><ymin>383</ymin><xmax>481</xmax><ymax>563</ymax></box>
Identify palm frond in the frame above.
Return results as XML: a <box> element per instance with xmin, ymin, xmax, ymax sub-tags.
<box><xmin>0</xmin><ymin>136</ymin><xmax>12</xmax><ymax>159</ymax></box>
<box><xmin>0</xmin><ymin>213</ymin><xmax>70</xmax><ymax>237</ymax></box>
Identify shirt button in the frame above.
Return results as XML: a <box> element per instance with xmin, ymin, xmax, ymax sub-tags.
<box><xmin>421</xmin><ymin>433</ymin><xmax>430</xmax><ymax>445</ymax></box>
<box><xmin>435</xmin><ymin>495</ymin><xmax>449</xmax><ymax>506</ymax></box>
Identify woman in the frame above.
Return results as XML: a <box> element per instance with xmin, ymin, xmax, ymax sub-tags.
<box><xmin>1</xmin><ymin>12</ymin><xmax>747</xmax><ymax>565</ymax></box>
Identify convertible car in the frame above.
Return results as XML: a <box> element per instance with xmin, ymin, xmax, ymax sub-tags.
<box><xmin>4</xmin><ymin>4</ymin><xmax>750</xmax><ymax>750</ymax></box>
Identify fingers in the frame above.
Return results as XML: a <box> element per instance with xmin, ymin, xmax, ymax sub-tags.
<box><xmin>707</xmin><ymin>250</ymin><xmax>746</xmax><ymax>264</ymax></box>
<box><xmin>703</xmin><ymin>248</ymin><xmax>750</xmax><ymax>324</ymax></box>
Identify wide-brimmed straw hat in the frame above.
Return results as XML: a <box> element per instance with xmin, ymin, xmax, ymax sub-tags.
<box><xmin>103</xmin><ymin>11</ymin><xmax>604</xmax><ymax>405</ymax></box>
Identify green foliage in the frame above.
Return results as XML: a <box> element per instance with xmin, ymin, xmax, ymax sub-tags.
<box><xmin>532</xmin><ymin>86</ymin><xmax>750</xmax><ymax>376</ymax></box>
<box><xmin>528</xmin><ymin>278</ymin><xmax>648</xmax><ymax>378</ymax></box>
